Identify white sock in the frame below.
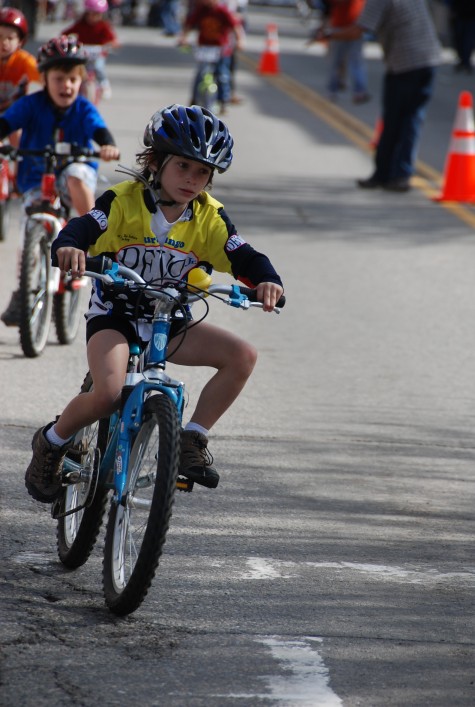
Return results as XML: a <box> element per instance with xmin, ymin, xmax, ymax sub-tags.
<box><xmin>184</xmin><ymin>422</ymin><xmax>209</xmax><ymax>438</ymax></box>
<box><xmin>45</xmin><ymin>424</ymin><xmax>72</xmax><ymax>447</ymax></box>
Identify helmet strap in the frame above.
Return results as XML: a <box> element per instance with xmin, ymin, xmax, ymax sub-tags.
<box><xmin>115</xmin><ymin>163</ymin><xmax>177</xmax><ymax>210</ymax></box>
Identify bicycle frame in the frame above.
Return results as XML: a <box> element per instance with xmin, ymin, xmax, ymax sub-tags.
<box><xmin>62</xmin><ymin>271</ymin><xmax>188</xmax><ymax>509</ymax></box>
<box><xmin>192</xmin><ymin>45</ymin><xmax>222</xmax><ymax>109</ymax></box>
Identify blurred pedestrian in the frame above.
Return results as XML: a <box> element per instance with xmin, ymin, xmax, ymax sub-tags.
<box><xmin>450</xmin><ymin>0</ymin><xmax>475</xmax><ymax>74</ymax></box>
<box><xmin>321</xmin><ymin>0</ymin><xmax>370</xmax><ymax>104</ymax></box>
<box><xmin>312</xmin><ymin>0</ymin><xmax>441</xmax><ymax>192</ymax></box>
<box><xmin>147</xmin><ymin>0</ymin><xmax>181</xmax><ymax>35</ymax></box>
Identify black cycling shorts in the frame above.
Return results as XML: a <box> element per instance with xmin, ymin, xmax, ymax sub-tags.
<box><xmin>86</xmin><ymin>314</ymin><xmax>187</xmax><ymax>349</ymax></box>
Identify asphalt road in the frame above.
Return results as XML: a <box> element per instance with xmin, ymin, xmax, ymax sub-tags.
<box><xmin>0</xmin><ymin>6</ymin><xmax>474</xmax><ymax>707</ymax></box>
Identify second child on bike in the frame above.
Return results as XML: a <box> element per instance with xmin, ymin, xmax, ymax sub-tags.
<box><xmin>0</xmin><ymin>34</ymin><xmax>120</xmax><ymax>327</ymax></box>
<box><xmin>178</xmin><ymin>0</ymin><xmax>245</xmax><ymax>114</ymax></box>
<box><xmin>24</xmin><ymin>103</ymin><xmax>283</xmax><ymax>504</ymax></box>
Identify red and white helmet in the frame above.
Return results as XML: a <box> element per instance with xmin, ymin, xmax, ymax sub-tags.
<box><xmin>37</xmin><ymin>35</ymin><xmax>88</xmax><ymax>72</ymax></box>
<box><xmin>0</xmin><ymin>7</ymin><xmax>28</xmax><ymax>41</ymax></box>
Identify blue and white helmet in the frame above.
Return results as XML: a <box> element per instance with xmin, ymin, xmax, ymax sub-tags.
<box><xmin>144</xmin><ymin>104</ymin><xmax>234</xmax><ymax>173</ymax></box>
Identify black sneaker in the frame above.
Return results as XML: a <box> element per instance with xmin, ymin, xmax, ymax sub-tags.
<box><xmin>25</xmin><ymin>423</ymin><xmax>72</xmax><ymax>503</ymax></box>
<box><xmin>1</xmin><ymin>290</ymin><xmax>21</xmax><ymax>327</ymax></box>
<box><xmin>383</xmin><ymin>178</ymin><xmax>411</xmax><ymax>193</ymax></box>
<box><xmin>179</xmin><ymin>430</ymin><xmax>219</xmax><ymax>489</ymax></box>
<box><xmin>356</xmin><ymin>175</ymin><xmax>383</xmax><ymax>189</ymax></box>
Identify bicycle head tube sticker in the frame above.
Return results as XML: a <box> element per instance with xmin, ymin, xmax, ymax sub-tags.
<box><xmin>153</xmin><ymin>333</ymin><xmax>168</xmax><ymax>352</ymax></box>
<box><xmin>88</xmin><ymin>208</ymin><xmax>108</xmax><ymax>230</ymax></box>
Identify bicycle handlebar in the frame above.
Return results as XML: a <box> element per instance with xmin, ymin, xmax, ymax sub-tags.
<box><xmin>83</xmin><ymin>256</ymin><xmax>286</xmax><ymax>311</ymax></box>
<box><xmin>0</xmin><ymin>142</ymin><xmax>101</xmax><ymax>161</ymax></box>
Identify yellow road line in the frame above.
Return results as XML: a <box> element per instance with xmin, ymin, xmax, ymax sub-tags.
<box><xmin>240</xmin><ymin>53</ymin><xmax>475</xmax><ymax>231</ymax></box>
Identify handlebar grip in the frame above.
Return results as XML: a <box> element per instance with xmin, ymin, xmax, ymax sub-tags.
<box><xmin>238</xmin><ymin>286</ymin><xmax>286</xmax><ymax>308</ymax></box>
<box><xmin>85</xmin><ymin>255</ymin><xmax>114</xmax><ymax>274</ymax></box>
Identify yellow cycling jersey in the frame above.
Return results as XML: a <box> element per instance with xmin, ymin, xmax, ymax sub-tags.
<box><xmin>53</xmin><ymin>179</ymin><xmax>282</xmax><ymax>324</ymax></box>
<box><xmin>87</xmin><ymin>180</ymin><xmax>238</xmax><ymax>283</ymax></box>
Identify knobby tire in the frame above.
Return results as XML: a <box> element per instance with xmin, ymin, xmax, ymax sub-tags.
<box><xmin>103</xmin><ymin>394</ymin><xmax>180</xmax><ymax>616</ymax></box>
<box><xmin>56</xmin><ymin>372</ymin><xmax>110</xmax><ymax>569</ymax></box>
<box><xmin>53</xmin><ymin>285</ymin><xmax>83</xmax><ymax>345</ymax></box>
<box><xmin>19</xmin><ymin>221</ymin><xmax>53</xmax><ymax>358</ymax></box>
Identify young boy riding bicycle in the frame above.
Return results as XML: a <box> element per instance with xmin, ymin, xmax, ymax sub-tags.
<box><xmin>24</xmin><ymin>103</ymin><xmax>283</xmax><ymax>503</ymax></box>
<box><xmin>0</xmin><ymin>34</ymin><xmax>120</xmax><ymax>327</ymax></box>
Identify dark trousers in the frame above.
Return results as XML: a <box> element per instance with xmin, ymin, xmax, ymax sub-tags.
<box><xmin>374</xmin><ymin>66</ymin><xmax>436</xmax><ymax>183</ymax></box>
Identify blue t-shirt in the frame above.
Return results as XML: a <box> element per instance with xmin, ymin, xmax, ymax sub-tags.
<box><xmin>1</xmin><ymin>90</ymin><xmax>107</xmax><ymax>193</ymax></box>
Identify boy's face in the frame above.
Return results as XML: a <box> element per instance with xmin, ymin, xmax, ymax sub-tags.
<box><xmin>0</xmin><ymin>26</ymin><xmax>22</xmax><ymax>60</ymax></box>
<box><xmin>44</xmin><ymin>66</ymin><xmax>84</xmax><ymax>109</ymax></box>
<box><xmin>159</xmin><ymin>156</ymin><xmax>213</xmax><ymax>207</ymax></box>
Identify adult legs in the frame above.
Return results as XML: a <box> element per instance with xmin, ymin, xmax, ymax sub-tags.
<box><xmin>326</xmin><ymin>40</ymin><xmax>349</xmax><ymax>97</ymax></box>
<box><xmin>383</xmin><ymin>67</ymin><xmax>436</xmax><ymax>182</ymax></box>
<box><xmin>347</xmin><ymin>38</ymin><xmax>369</xmax><ymax>99</ymax></box>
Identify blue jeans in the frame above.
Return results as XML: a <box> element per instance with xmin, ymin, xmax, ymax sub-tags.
<box><xmin>374</xmin><ymin>66</ymin><xmax>436</xmax><ymax>182</ymax></box>
<box><xmin>160</xmin><ymin>0</ymin><xmax>180</xmax><ymax>35</ymax></box>
<box><xmin>327</xmin><ymin>38</ymin><xmax>368</xmax><ymax>96</ymax></box>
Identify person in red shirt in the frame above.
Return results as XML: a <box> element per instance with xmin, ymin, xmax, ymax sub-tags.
<box><xmin>0</xmin><ymin>7</ymin><xmax>40</xmax><ymax>116</ymax></box>
<box><xmin>63</xmin><ymin>0</ymin><xmax>120</xmax><ymax>99</ymax></box>
<box><xmin>178</xmin><ymin>0</ymin><xmax>245</xmax><ymax>113</ymax></box>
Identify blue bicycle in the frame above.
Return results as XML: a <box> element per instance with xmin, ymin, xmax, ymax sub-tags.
<box><xmin>53</xmin><ymin>256</ymin><xmax>285</xmax><ymax>616</ymax></box>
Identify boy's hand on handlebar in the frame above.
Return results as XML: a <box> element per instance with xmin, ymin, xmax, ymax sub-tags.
<box><xmin>56</xmin><ymin>247</ymin><xmax>86</xmax><ymax>277</ymax></box>
<box><xmin>99</xmin><ymin>145</ymin><xmax>120</xmax><ymax>161</ymax></box>
<box><xmin>256</xmin><ymin>282</ymin><xmax>284</xmax><ymax>312</ymax></box>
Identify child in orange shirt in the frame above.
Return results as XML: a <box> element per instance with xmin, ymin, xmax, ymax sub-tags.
<box><xmin>0</xmin><ymin>7</ymin><xmax>40</xmax><ymax>115</ymax></box>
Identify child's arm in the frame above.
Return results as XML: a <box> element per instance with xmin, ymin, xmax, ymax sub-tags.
<box><xmin>92</xmin><ymin>126</ymin><xmax>120</xmax><ymax>161</ymax></box>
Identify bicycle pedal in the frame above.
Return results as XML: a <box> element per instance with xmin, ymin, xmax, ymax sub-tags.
<box><xmin>176</xmin><ymin>476</ymin><xmax>194</xmax><ymax>492</ymax></box>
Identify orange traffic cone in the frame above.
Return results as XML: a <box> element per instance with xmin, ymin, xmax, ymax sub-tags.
<box><xmin>258</xmin><ymin>23</ymin><xmax>280</xmax><ymax>75</ymax></box>
<box><xmin>435</xmin><ymin>90</ymin><xmax>475</xmax><ymax>202</ymax></box>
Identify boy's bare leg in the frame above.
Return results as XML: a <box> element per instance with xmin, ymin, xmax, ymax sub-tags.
<box><xmin>54</xmin><ymin>329</ymin><xmax>130</xmax><ymax>440</ymax></box>
<box><xmin>67</xmin><ymin>174</ymin><xmax>95</xmax><ymax>215</ymax></box>
<box><xmin>169</xmin><ymin>321</ymin><xmax>257</xmax><ymax>431</ymax></box>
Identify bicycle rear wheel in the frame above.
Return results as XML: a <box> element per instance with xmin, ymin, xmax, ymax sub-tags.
<box><xmin>103</xmin><ymin>394</ymin><xmax>180</xmax><ymax>616</ymax></box>
<box><xmin>56</xmin><ymin>372</ymin><xmax>110</xmax><ymax>569</ymax></box>
<box><xmin>53</xmin><ymin>280</ymin><xmax>83</xmax><ymax>345</ymax></box>
<box><xmin>19</xmin><ymin>221</ymin><xmax>53</xmax><ymax>358</ymax></box>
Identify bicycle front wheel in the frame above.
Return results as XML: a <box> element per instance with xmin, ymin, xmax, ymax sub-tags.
<box><xmin>103</xmin><ymin>394</ymin><xmax>180</xmax><ymax>616</ymax></box>
<box><xmin>19</xmin><ymin>221</ymin><xmax>53</xmax><ymax>357</ymax></box>
<box><xmin>56</xmin><ymin>372</ymin><xmax>111</xmax><ymax>569</ymax></box>
<box><xmin>53</xmin><ymin>281</ymin><xmax>83</xmax><ymax>345</ymax></box>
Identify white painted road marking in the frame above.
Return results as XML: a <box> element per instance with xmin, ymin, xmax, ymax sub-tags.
<box><xmin>258</xmin><ymin>636</ymin><xmax>343</xmax><ymax>706</ymax></box>
<box><xmin>242</xmin><ymin>557</ymin><xmax>475</xmax><ymax>586</ymax></box>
